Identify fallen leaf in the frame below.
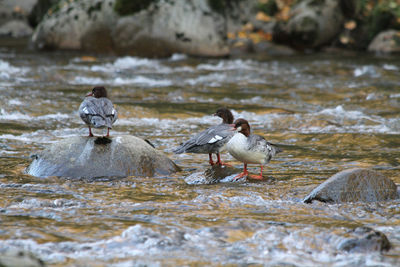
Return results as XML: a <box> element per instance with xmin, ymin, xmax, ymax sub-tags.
<box><xmin>344</xmin><ymin>20</ymin><xmax>357</xmax><ymax>30</ymax></box>
<box><xmin>256</xmin><ymin>11</ymin><xmax>272</xmax><ymax>22</ymax></box>
<box><xmin>242</xmin><ymin>22</ymin><xmax>254</xmax><ymax>32</ymax></box>
<box><xmin>237</xmin><ymin>31</ymin><xmax>248</xmax><ymax>39</ymax></box>
<box><xmin>81</xmin><ymin>56</ymin><xmax>97</xmax><ymax>62</ymax></box>
<box><xmin>340</xmin><ymin>35</ymin><xmax>350</xmax><ymax>44</ymax></box>
<box><xmin>227</xmin><ymin>32</ymin><xmax>236</xmax><ymax>39</ymax></box>
<box><xmin>233</xmin><ymin>41</ymin><xmax>245</xmax><ymax>47</ymax></box>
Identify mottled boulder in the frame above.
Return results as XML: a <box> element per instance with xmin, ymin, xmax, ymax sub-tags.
<box><xmin>368</xmin><ymin>30</ymin><xmax>400</xmax><ymax>54</ymax></box>
<box><xmin>112</xmin><ymin>0</ymin><xmax>229</xmax><ymax>57</ymax></box>
<box><xmin>0</xmin><ymin>248</ymin><xmax>45</xmax><ymax>267</ymax></box>
<box><xmin>27</xmin><ymin>135</ymin><xmax>180</xmax><ymax>178</ymax></box>
<box><xmin>274</xmin><ymin>0</ymin><xmax>344</xmax><ymax>48</ymax></box>
<box><xmin>31</xmin><ymin>0</ymin><xmax>117</xmax><ymax>52</ymax></box>
<box><xmin>337</xmin><ymin>227</ymin><xmax>391</xmax><ymax>253</ymax></box>
<box><xmin>0</xmin><ymin>20</ymin><xmax>33</xmax><ymax>37</ymax></box>
<box><xmin>31</xmin><ymin>0</ymin><xmax>234</xmax><ymax>57</ymax></box>
<box><xmin>303</xmin><ymin>168</ymin><xmax>398</xmax><ymax>203</ymax></box>
<box><xmin>0</xmin><ymin>0</ymin><xmax>36</xmax><ymax>37</ymax></box>
<box><xmin>0</xmin><ymin>0</ymin><xmax>37</xmax><ymax>25</ymax></box>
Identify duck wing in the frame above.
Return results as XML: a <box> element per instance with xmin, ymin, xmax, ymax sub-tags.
<box><xmin>79</xmin><ymin>97</ymin><xmax>117</xmax><ymax>128</ymax></box>
<box><xmin>174</xmin><ymin>123</ymin><xmax>233</xmax><ymax>154</ymax></box>
<box><xmin>247</xmin><ymin>134</ymin><xmax>282</xmax><ymax>162</ymax></box>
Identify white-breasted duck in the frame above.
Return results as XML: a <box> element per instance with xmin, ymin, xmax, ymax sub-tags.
<box><xmin>79</xmin><ymin>86</ymin><xmax>117</xmax><ymax>137</ymax></box>
<box><xmin>227</xmin><ymin>118</ymin><xmax>281</xmax><ymax>180</ymax></box>
<box><xmin>173</xmin><ymin>107</ymin><xmax>234</xmax><ymax>166</ymax></box>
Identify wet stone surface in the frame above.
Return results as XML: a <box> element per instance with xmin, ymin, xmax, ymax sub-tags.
<box><xmin>27</xmin><ymin>135</ymin><xmax>180</xmax><ymax>178</ymax></box>
<box><xmin>303</xmin><ymin>168</ymin><xmax>398</xmax><ymax>203</ymax></box>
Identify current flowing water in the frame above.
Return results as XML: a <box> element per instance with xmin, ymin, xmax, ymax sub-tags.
<box><xmin>0</xmin><ymin>42</ymin><xmax>399</xmax><ymax>266</ymax></box>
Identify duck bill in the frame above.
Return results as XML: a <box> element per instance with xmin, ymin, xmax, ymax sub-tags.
<box><xmin>86</xmin><ymin>92</ymin><xmax>93</xmax><ymax>97</ymax></box>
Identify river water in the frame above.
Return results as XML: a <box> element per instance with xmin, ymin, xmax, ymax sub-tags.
<box><xmin>0</xmin><ymin>41</ymin><xmax>399</xmax><ymax>266</ymax></box>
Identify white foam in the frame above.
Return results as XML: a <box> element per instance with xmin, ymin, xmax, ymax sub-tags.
<box><xmin>185</xmin><ymin>73</ymin><xmax>226</xmax><ymax>86</ymax></box>
<box><xmin>70</xmin><ymin>76</ymin><xmax>105</xmax><ymax>85</ymax></box>
<box><xmin>8</xmin><ymin>99</ymin><xmax>23</xmax><ymax>105</ymax></box>
<box><xmin>0</xmin><ymin>109</ymin><xmax>70</xmax><ymax>122</ymax></box>
<box><xmin>113</xmin><ymin>76</ymin><xmax>172</xmax><ymax>87</ymax></box>
<box><xmin>382</xmin><ymin>64</ymin><xmax>399</xmax><ymax>71</ymax></box>
<box><xmin>0</xmin><ymin>59</ymin><xmax>28</xmax><ymax>79</ymax></box>
<box><xmin>197</xmin><ymin>59</ymin><xmax>255</xmax><ymax>71</ymax></box>
<box><xmin>353</xmin><ymin>65</ymin><xmax>380</xmax><ymax>77</ymax></box>
<box><xmin>169</xmin><ymin>53</ymin><xmax>187</xmax><ymax>61</ymax></box>
<box><xmin>113</xmin><ymin>56</ymin><xmax>159</xmax><ymax>69</ymax></box>
<box><xmin>317</xmin><ymin>105</ymin><xmax>364</xmax><ymax>119</ymax></box>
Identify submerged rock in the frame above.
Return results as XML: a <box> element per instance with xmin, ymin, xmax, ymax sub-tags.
<box><xmin>337</xmin><ymin>227</ymin><xmax>391</xmax><ymax>253</ymax></box>
<box><xmin>0</xmin><ymin>248</ymin><xmax>45</xmax><ymax>267</ymax></box>
<box><xmin>184</xmin><ymin>165</ymin><xmax>238</xmax><ymax>185</ymax></box>
<box><xmin>27</xmin><ymin>135</ymin><xmax>180</xmax><ymax>178</ymax></box>
<box><xmin>303</xmin><ymin>168</ymin><xmax>398</xmax><ymax>203</ymax></box>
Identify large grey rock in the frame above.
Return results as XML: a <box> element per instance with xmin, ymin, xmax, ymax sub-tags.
<box><xmin>368</xmin><ymin>30</ymin><xmax>400</xmax><ymax>54</ymax></box>
<box><xmin>27</xmin><ymin>135</ymin><xmax>180</xmax><ymax>178</ymax></box>
<box><xmin>0</xmin><ymin>0</ymin><xmax>37</xmax><ymax>25</ymax></box>
<box><xmin>275</xmin><ymin>0</ymin><xmax>344</xmax><ymax>48</ymax></box>
<box><xmin>31</xmin><ymin>0</ymin><xmax>117</xmax><ymax>52</ymax></box>
<box><xmin>337</xmin><ymin>227</ymin><xmax>391</xmax><ymax>253</ymax></box>
<box><xmin>31</xmin><ymin>0</ymin><xmax>233</xmax><ymax>57</ymax></box>
<box><xmin>112</xmin><ymin>0</ymin><xmax>229</xmax><ymax>57</ymax></box>
<box><xmin>303</xmin><ymin>168</ymin><xmax>398</xmax><ymax>203</ymax></box>
<box><xmin>0</xmin><ymin>0</ymin><xmax>36</xmax><ymax>37</ymax></box>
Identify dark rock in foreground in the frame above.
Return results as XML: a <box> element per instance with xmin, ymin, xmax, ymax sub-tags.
<box><xmin>337</xmin><ymin>227</ymin><xmax>391</xmax><ymax>253</ymax></box>
<box><xmin>27</xmin><ymin>135</ymin><xmax>180</xmax><ymax>178</ymax></box>
<box><xmin>303</xmin><ymin>168</ymin><xmax>398</xmax><ymax>203</ymax></box>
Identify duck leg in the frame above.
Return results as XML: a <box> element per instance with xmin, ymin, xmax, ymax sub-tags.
<box><xmin>249</xmin><ymin>165</ymin><xmax>264</xmax><ymax>180</ymax></box>
<box><xmin>88</xmin><ymin>126</ymin><xmax>94</xmax><ymax>137</ymax></box>
<box><xmin>234</xmin><ymin>163</ymin><xmax>248</xmax><ymax>180</ymax></box>
<box><xmin>208</xmin><ymin>153</ymin><xmax>215</xmax><ymax>165</ymax></box>
<box><xmin>215</xmin><ymin>153</ymin><xmax>231</xmax><ymax>166</ymax></box>
<box><xmin>106</xmin><ymin>128</ymin><xmax>110</xmax><ymax>137</ymax></box>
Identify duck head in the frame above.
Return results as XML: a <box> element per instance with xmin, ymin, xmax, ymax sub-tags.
<box><xmin>86</xmin><ymin>86</ymin><xmax>108</xmax><ymax>98</ymax></box>
<box><xmin>233</xmin><ymin>118</ymin><xmax>250</xmax><ymax>137</ymax></box>
<box><xmin>213</xmin><ymin>107</ymin><xmax>234</xmax><ymax>124</ymax></box>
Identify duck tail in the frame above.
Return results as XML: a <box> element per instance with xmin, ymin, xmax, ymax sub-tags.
<box><xmin>173</xmin><ymin>140</ymin><xmax>195</xmax><ymax>154</ymax></box>
<box><xmin>173</xmin><ymin>145</ymin><xmax>186</xmax><ymax>154</ymax></box>
<box><xmin>268</xmin><ymin>142</ymin><xmax>282</xmax><ymax>155</ymax></box>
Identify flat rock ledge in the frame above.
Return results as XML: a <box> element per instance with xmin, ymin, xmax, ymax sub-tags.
<box><xmin>27</xmin><ymin>135</ymin><xmax>180</xmax><ymax>179</ymax></box>
<box><xmin>303</xmin><ymin>168</ymin><xmax>398</xmax><ymax>203</ymax></box>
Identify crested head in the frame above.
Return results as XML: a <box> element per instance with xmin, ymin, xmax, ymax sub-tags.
<box><xmin>214</xmin><ymin>107</ymin><xmax>234</xmax><ymax>124</ymax></box>
<box><xmin>91</xmin><ymin>86</ymin><xmax>108</xmax><ymax>98</ymax></box>
<box><xmin>233</xmin><ymin>118</ymin><xmax>250</xmax><ymax>137</ymax></box>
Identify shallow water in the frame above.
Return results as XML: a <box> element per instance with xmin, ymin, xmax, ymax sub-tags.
<box><xmin>0</xmin><ymin>41</ymin><xmax>399</xmax><ymax>266</ymax></box>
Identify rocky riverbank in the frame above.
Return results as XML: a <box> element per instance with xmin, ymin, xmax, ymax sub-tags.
<box><xmin>2</xmin><ymin>0</ymin><xmax>400</xmax><ymax>56</ymax></box>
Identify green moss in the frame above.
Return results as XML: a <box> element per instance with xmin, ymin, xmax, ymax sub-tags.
<box><xmin>258</xmin><ymin>0</ymin><xmax>278</xmax><ymax>16</ymax></box>
<box><xmin>114</xmin><ymin>0</ymin><xmax>157</xmax><ymax>16</ymax></box>
<box><xmin>358</xmin><ymin>0</ymin><xmax>400</xmax><ymax>41</ymax></box>
<box><xmin>207</xmin><ymin>0</ymin><xmax>244</xmax><ymax>15</ymax></box>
